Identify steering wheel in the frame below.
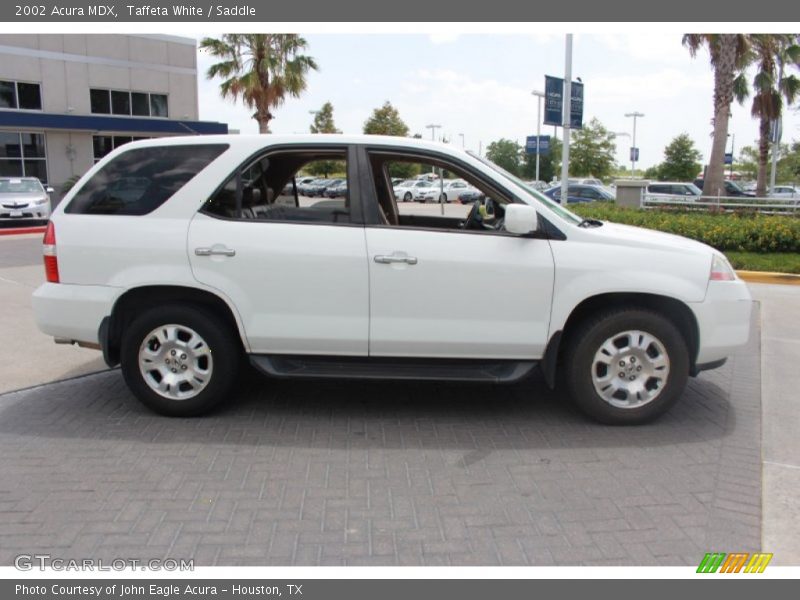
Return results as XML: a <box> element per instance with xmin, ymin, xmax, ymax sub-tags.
<box><xmin>460</xmin><ymin>200</ymin><xmax>483</xmax><ymax>230</ymax></box>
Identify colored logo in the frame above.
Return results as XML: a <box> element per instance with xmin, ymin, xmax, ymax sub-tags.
<box><xmin>697</xmin><ymin>552</ymin><xmax>773</xmax><ymax>573</ymax></box>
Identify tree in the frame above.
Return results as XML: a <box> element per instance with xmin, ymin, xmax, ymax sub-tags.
<box><xmin>307</xmin><ymin>101</ymin><xmax>343</xmax><ymax>176</ymax></box>
<box><xmin>745</xmin><ymin>35</ymin><xmax>800</xmax><ymax>196</ymax></box>
<box><xmin>656</xmin><ymin>133</ymin><xmax>703</xmax><ymax>181</ymax></box>
<box><xmin>200</xmin><ymin>34</ymin><xmax>318</xmax><ymax>134</ymax></box>
<box><xmin>736</xmin><ymin>144</ymin><xmax>760</xmax><ymax>180</ymax></box>
<box><xmin>309</xmin><ymin>101</ymin><xmax>341</xmax><ymax>134</ymax></box>
<box><xmin>683</xmin><ymin>34</ymin><xmax>750</xmax><ymax>196</ymax></box>
<box><xmin>363</xmin><ymin>102</ymin><xmax>410</xmax><ymax>136</ymax></box>
<box><xmin>519</xmin><ymin>136</ymin><xmax>562</xmax><ymax>182</ymax></box>
<box><xmin>568</xmin><ymin>118</ymin><xmax>617</xmax><ymax>179</ymax></box>
<box><xmin>485</xmin><ymin>139</ymin><xmax>522</xmax><ymax>176</ymax></box>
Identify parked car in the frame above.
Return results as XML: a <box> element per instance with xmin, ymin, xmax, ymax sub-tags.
<box><xmin>393</xmin><ymin>179</ymin><xmax>431</xmax><ymax>202</ymax></box>
<box><xmin>324</xmin><ymin>180</ymin><xmax>348</xmax><ymax>198</ymax></box>
<box><xmin>33</xmin><ymin>134</ymin><xmax>752</xmax><ymax>425</ymax></box>
<box><xmin>411</xmin><ymin>179</ymin><xmax>476</xmax><ymax>203</ymax></box>
<box><xmin>0</xmin><ymin>177</ymin><xmax>54</xmax><ymax>221</ymax></box>
<box><xmin>693</xmin><ymin>178</ymin><xmax>755</xmax><ymax>197</ymax></box>
<box><xmin>544</xmin><ymin>184</ymin><xmax>614</xmax><ymax>204</ymax></box>
<box><xmin>646</xmin><ymin>182</ymin><xmax>703</xmax><ymax>199</ymax></box>
<box><xmin>457</xmin><ymin>189</ymin><xmax>483</xmax><ymax>204</ymax></box>
<box><xmin>770</xmin><ymin>185</ymin><xmax>800</xmax><ymax>199</ymax></box>
<box><xmin>297</xmin><ymin>178</ymin><xmax>327</xmax><ymax>196</ymax></box>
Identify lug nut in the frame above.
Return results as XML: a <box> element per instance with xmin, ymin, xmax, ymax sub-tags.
<box><xmin>629</xmin><ymin>375</ymin><xmax>635</xmax><ymax>381</ymax></box>
<box><xmin>181</xmin><ymin>354</ymin><xmax>187</xmax><ymax>360</ymax></box>
<box><xmin>619</xmin><ymin>361</ymin><xmax>625</xmax><ymax>367</ymax></box>
<box><xmin>619</xmin><ymin>372</ymin><xmax>625</xmax><ymax>378</ymax></box>
<box><xmin>171</xmin><ymin>350</ymin><xmax>176</xmax><ymax>356</ymax></box>
<box><xmin>165</xmin><ymin>358</ymin><xmax>170</xmax><ymax>364</ymax></box>
<box><xmin>637</xmin><ymin>366</ymin><xmax>642</xmax><ymax>372</ymax></box>
<box><xmin>630</xmin><ymin>357</ymin><xmax>636</xmax><ymax>363</ymax></box>
<box><xmin>181</xmin><ymin>365</ymin><xmax>187</xmax><ymax>371</ymax></box>
<box><xmin>171</xmin><ymin>368</ymin><xmax>177</xmax><ymax>373</ymax></box>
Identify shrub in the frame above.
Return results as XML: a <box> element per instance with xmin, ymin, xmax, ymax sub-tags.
<box><xmin>570</xmin><ymin>203</ymin><xmax>800</xmax><ymax>253</ymax></box>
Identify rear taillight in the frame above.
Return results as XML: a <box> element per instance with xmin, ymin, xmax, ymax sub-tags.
<box><xmin>43</xmin><ymin>222</ymin><xmax>59</xmax><ymax>283</ymax></box>
<box><xmin>710</xmin><ymin>254</ymin><xmax>736</xmax><ymax>282</ymax></box>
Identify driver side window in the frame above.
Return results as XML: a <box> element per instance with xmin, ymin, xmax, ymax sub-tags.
<box><xmin>366</xmin><ymin>152</ymin><xmax>511</xmax><ymax>234</ymax></box>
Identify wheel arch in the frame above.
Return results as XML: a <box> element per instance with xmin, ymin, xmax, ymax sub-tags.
<box><xmin>541</xmin><ymin>292</ymin><xmax>700</xmax><ymax>389</ymax></box>
<box><xmin>100</xmin><ymin>285</ymin><xmax>247</xmax><ymax>367</ymax></box>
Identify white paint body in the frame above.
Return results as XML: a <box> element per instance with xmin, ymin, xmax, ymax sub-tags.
<box><xmin>32</xmin><ymin>134</ymin><xmax>752</xmax><ymax>370</ymax></box>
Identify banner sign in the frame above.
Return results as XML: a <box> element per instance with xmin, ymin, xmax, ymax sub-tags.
<box><xmin>525</xmin><ymin>135</ymin><xmax>551</xmax><ymax>155</ymax></box>
<box><xmin>543</xmin><ymin>75</ymin><xmax>584</xmax><ymax>128</ymax></box>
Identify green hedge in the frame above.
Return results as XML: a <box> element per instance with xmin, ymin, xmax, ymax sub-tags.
<box><xmin>569</xmin><ymin>203</ymin><xmax>800</xmax><ymax>253</ymax></box>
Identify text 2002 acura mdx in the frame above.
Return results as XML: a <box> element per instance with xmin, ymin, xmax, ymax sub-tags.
<box><xmin>33</xmin><ymin>135</ymin><xmax>752</xmax><ymax>424</ymax></box>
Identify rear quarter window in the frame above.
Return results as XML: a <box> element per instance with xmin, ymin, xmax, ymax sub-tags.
<box><xmin>65</xmin><ymin>144</ymin><xmax>228</xmax><ymax>215</ymax></box>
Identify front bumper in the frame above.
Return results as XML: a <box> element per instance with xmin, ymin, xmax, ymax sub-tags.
<box><xmin>689</xmin><ymin>279</ymin><xmax>753</xmax><ymax>365</ymax></box>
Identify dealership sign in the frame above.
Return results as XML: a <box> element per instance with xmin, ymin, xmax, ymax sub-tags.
<box><xmin>544</xmin><ymin>75</ymin><xmax>584</xmax><ymax>129</ymax></box>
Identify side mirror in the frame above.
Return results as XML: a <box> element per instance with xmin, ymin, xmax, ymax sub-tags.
<box><xmin>504</xmin><ymin>204</ymin><xmax>538</xmax><ymax>236</ymax></box>
<box><xmin>45</xmin><ymin>186</ymin><xmax>54</xmax><ymax>194</ymax></box>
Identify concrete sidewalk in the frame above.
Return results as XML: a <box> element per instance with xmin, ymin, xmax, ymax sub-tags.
<box><xmin>750</xmin><ymin>284</ymin><xmax>800</xmax><ymax>564</ymax></box>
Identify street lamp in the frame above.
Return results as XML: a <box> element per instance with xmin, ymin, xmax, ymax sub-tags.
<box><xmin>532</xmin><ymin>90</ymin><xmax>546</xmax><ymax>183</ymax></box>
<box><xmin>425</xmin><ymin>123</ymin><xmax>441</xmax><ymax>141</ymax></box>
<box><xmin>624</xmin><ymin>111</ymin><xmax>645</xmax><ymax>176</ymax></box>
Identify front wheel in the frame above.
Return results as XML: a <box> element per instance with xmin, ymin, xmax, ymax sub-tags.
<box><xmin>563</xmin><ymin>308</ymin><xmax>689</xmax><ymax>425</ymax></box>
<box><xmin>120</xmin><ymin>304</ymin><xmax>242</xmax><ymax>416</ymax></box>
<box><xmin>403</xmin><ymin>192</ymin><xmax>412</xmax><ymax>202</ymax></box>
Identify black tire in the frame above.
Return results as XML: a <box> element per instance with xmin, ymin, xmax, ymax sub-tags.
<box><xmin>120</xmin><ymin>304</ymin><xmax>242</xmax><ymax>417</ymax></box>
<box><xmin>440</xmin><ymin>193</ymin><xmax>447</xmax><ymax>203</ymax></box>
<box><xmin>403</xmin><ymin>192</ymin><xmax>412</xmax><ymax>202</ymax></box>
<box><xmin>563</xmin><ymin>308</ymin><xmax>689</xmax><ymax>425</ymax></box>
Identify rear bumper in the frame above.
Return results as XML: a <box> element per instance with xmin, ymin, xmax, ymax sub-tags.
<box><xmin>689</xmin><ymin>279</ymin><xmax>753</xmax><ymax>365</ymax></box>
<box><xmin>32</xmin><ymin>282</ymin><xmax>119</xmax><ymax>345</ymax></box>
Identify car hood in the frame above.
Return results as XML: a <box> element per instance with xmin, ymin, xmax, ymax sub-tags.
<box><xmin>591</xmin><ymin>221</ymin><xmax>715</xmax><ymax>257</ymax></box>
<box><xmin>0</xmin><ymin>192</ymin><xmax>46</xmax><ymax>203</ymax></box>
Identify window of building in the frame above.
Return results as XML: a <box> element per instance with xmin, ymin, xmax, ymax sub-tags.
<box><xmin>92</xmin><ymin>135</ymin><xmax>151</xmax><ymax>162</ymax></box>
<box><xmin>67</xmin><ymin>144</ymin><xmax>228</xmax><ymax>216</ymax></box>
<box><xmin>90</xmin><ymin>88</ymin><xmax>169</xmax><ymax>118</ymax></box>
<box><xmin>0</xmin><ymin>80</ymin><xmax>43</xmax><ymax>110</ymax></box>
<box><xmin>0</xmin><ymin>132</ymin><xmax>48</xmax><ymax>181</ymax></box>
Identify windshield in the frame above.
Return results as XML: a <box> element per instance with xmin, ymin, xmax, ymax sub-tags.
<box><xmin>467</xmin><ymin>152</ymin><xmax>582</xmax><ymax>225</ymax></box>
<box><xmin>0</xmin><ymin>178</ymin><xmax>43</xmax><ymax>194</ymax></box>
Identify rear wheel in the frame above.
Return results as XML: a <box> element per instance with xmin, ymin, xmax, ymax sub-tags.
<box><xmin>403</xmin><ymin>192</ymin><xmax>412</xmax><ymax>202</ymax></box>
<box><xmin>120</xmin><ymin>304</ymin><xmax>241</xmax><ymax>416</ymax></box>
<box><xmin>564</xmin><ymin>308</ymin><xmax>689</xmax><ymax>424</ymax></box>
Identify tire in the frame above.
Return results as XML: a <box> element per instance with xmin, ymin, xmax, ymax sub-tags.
<box><xmin>440</xmin><ymin>193</ymin><xmax>447</xmax><ymax>203</ymax></box>
<box><xmin>403</xmin><ymin>192</ymin><xmax>412</xmax><ymax>202</ymax></box>
<box><xmin>563</xmin><ymin>308</ymin><xmax>689</xmax><ymax>425</ymax></box>
<box><xmin>120</xmin><ymin>304</ymin><xmax>242</xmax><ymax>417</ymax></box>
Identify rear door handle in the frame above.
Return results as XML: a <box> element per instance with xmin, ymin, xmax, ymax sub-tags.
<box><xmin>195</xmin><ymin>246</ymin><xmax>236</xmax><ymax>257</ymax></box>
<box><xmin>374</xmin><ymin>254</ymin><xmax>418</xmax><ymax>265</ymax></box>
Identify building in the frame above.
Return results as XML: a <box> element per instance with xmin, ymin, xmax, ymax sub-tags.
<box><xmin>0</xmin><ymin>34</ymin><xmax>227</xmax><ymax>199</ymax></box>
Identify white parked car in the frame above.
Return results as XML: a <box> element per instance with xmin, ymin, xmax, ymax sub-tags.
<box><xmin>770</xmin><ymin>185</ymin><xmax>799</xmax><ymax>199</ymax></box>
<box><xmin>646</xmin><ymin>182</ymin><xmax>703</xmax><ymax>200</ymax></box>
<box><xmin>393</xmin><ymin>179</ymin><xmax>432</xmax><ymax>202</ymax></box>
<box><xmin>32</xmin><ymin>134</ymin><xmax>752</xmax><ymax>424</ymax></box>
<box><xmin>0</xmin><ymin>177</ymin><xmax>54</xmax><ymax>221</ymax></box>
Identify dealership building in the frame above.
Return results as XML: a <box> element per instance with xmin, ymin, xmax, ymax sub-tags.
<box><xmin>0</xmin><ymin>34</ymin><xmax>227</xmax><ymax>197</ymax></box>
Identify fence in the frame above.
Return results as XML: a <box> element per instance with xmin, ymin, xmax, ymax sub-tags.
<box><xmin>641</xmin><ymin>194</ymin><xmax>799</xmax><ymax>215</ymax></box>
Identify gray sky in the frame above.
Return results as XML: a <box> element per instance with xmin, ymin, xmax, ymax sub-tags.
<box><xmin>196</xmin><ymin>33</ymin><xmax>800</xmax><ymax>172</ymax></box>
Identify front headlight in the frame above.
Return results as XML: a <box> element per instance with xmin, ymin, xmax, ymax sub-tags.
<box><xmin>710</xmin><ymin>254</ymin><xmax>736</xmax><ymax>281</ymax></box>
<box><xmin>33</xmin><ymin>197</ymin><xmax>48</xmax><ymax>206</ymax></box>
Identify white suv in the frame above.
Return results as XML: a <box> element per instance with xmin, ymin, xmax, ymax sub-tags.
<box><xmin>33</xmin><ymin>135</ymin><xmax>752</xmax><ymax>424</ymax></box>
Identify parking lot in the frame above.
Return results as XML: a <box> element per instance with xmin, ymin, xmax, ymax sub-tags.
<box><xmin>0</xmin><ymin>234</ymin><xmax>769</xmax><ymax>566</ymax></box>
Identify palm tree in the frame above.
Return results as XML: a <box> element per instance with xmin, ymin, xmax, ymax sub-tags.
<box><xmin>200</xmin><ymin>34</ymin><xmax>318</xmax><ymax>134</ymax></box>
<box><xmin>746</xmin><ymin>35</ymin><xmax>800</xmax><ymax>196</ymax></box>
<box><xmin>683</xmin><ymin>34</ymin><xmax>750</xmax><ymax>197</ymax></box>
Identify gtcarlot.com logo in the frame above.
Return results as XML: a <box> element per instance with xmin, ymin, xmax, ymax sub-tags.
<box><xmin>14</xmin><ymin>554</ymin><xmax>194</xmax><ymax>571</ymax></box>
<box><xmin>696</xmin><ymin>552</ymin><xmax>773</xmax><ymax>573</ymax></box>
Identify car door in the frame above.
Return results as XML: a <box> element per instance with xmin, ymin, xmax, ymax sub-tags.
<box><xmin>187</xmin><ymin>145</ymin><xmax>370</xmax><ymax>356</ymax></box>
<box><xmin>360</xmin><ymin>148</ymin><xmax>555</xmax><ymax>359</ymax></box>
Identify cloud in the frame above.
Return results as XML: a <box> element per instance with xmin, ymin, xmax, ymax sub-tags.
<box><xmin>428</xmin><ymin>33</ymin><xmax>460</xmax><ymax>45</ymax></box>
<box><xmin>588</xmin><ymin>68</ymin><xmax>711</xmax><ymax>104</ymax></box>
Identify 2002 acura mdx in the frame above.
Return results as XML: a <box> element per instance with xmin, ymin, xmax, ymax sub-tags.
<box><xmin>32</xmin><ymin>135</ymin><xmax>752</xmax><ymax>424</ymax></box>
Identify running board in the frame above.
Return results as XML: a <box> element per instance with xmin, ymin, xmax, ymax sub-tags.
<box><xmin>250</xmin><ymin>355</ymin><xmax>537</xmax><ymax>384</ymax></box>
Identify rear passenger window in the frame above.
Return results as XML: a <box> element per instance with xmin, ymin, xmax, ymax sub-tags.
<box><xmin>202</xmin><ymin>149</ymin><xmax>350</xmax><ymax>224</ymax></box>
<box><xmin>66</xmin><ymin>144</ymin><xmax>228</xmax><ymax>215</ymax></box>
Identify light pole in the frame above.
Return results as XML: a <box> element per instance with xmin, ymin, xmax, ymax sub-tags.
<box><xmin>625</xmin><ymin>112</ymin><xmax>644</xmax><ymax>176</ymax></box>
<box><xmin>532</xmin><ymin>89</ymin><xmax>545</xmax><ymax>183</ymax></box>
<box><xmin>560</xmin><ymin>34</ymin><xmax>573</xmax><ymax>205</ymax></box>
<box><xmin>458</xmin><ymin>133</ymin><xmax>465</xmax><ymax>149</ymax></box>
<box><xmin>728</xmin><ymin>133</ymin><xmax>735</xmax><ymax>179</ymax></box>
<box><xmin>425</xmin><ymin>123</ymin><xmax>441</xmax><ymax>142</ymax></box>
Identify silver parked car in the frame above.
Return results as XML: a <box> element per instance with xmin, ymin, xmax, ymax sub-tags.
<box><xmin>0</xmin><ymin>177</ymin><xmax>53</xmax><ymax>221</ymax></box>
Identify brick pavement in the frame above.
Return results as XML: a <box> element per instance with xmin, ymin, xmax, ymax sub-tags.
<box><xmin>0</xmin><ymin>311</ymin><xmax>761</xmax><ymax>566</ymax></box>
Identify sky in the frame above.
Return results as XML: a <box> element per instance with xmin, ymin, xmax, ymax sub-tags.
<box><xmin>195</xmin><ymin>33</ymin><xmax>800</xmax><ymax>172</ymax></box>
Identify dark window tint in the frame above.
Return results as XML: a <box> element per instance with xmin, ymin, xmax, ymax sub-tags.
<box><xmin>0</xmin><ymin>161</ymin><xmax>24</xmax><ymax>177</ymax></box>
<box><xmin>150</xmin><ymin>94</ymin><xmax>168</xmax><ymax>117</ymax></box>
<box><xmin>0</xmin><ymin>132</ymin><xmax>22</xmax><ymax>158</ymax></box>
<box><xmin>17</xmin><ymin>83</ymin><xmax>41</xmax><ymax>110</ymax></box>
<box><xmin>66</xmin><ymin>144</ymin><xmax>228</xmax><ymax>216</ymax></box>
<box><xmin>131</xmin><ymin>92</ymin><xmax>150</xmax><ymax>116</ymax></box>
<box><xmin>93</xmin><ymin>136</ymin><xmax>113</xmax><ymax>160</ymax></box>
<box><xmin>21</xmin><ymin>133</ymin><xmax>45</xmax><ymax>158</ymax></box>
<box><xmin>90</xmin><ymin>89</ymin><xmax>110</xmax><ymax>114</ymax></box>
<box><xmin>649</xmin><ymin>184</ymin><xmax>668</xmax><ymax>194</ymax></box>
<box><xmin>113</xmin><ymin>136</ymin><xmax>133</xmax><ymax>149</ymax></box>
<box><xmin>111</xmin><ymin>90</ymin><xmax>131</xmax><ymax>115</ymax></box>
<box><xmin>0</xmin><ymin>81</ymin><xmax>16</xmax><ymax>108</ymax></box>
<box><xmin>23</xmin><ymin>160</ymin><xmax>48</xmax><ymax>182</ymax></box>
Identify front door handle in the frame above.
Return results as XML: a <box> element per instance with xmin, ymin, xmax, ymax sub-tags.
<box><xmin>374</xmin><ymin>254</ymin><xmax>418</xmax><ymax>265</ymax></box>
<box><xmin>195</xmin><ymin>246</ymin><xmax>236</xmax><ymax>257</ymax></box>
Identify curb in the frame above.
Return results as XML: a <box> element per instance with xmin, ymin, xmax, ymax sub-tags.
<box><xmin>737</xmin><ymin>270</ymin><xmax>800</xmax><ymax>286</ymax></box>
<box><xmin>0</xmin><ymin>225</ymin><xmax>46</xmax><ymax>237</ymax></box>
